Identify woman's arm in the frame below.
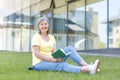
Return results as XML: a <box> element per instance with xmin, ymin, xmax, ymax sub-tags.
<box><xmin>52</xmin><ymin>44</ymin><xmax>56</xmax><ymax>52</ymax></box>
<box><xmin>33</xmin><ymin>45</ymin><xmax>63</xmax><ymax>62</ymax></box>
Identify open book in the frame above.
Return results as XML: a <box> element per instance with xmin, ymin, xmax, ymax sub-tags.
<box><xmin>52</xmin><ymin>48</ymin><xmax>71</xmax><ymax>59</ymax></box>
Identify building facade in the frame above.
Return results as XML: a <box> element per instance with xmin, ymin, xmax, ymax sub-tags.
<box><xmin>0</xmin><ymin>0</ymin><xmax>120</xmax><ymax>52</ymax></box>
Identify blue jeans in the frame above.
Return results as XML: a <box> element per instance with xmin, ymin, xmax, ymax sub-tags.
<box><xmin>33</xmin><ymin>46</ymin><xmax>84</xmax><ymax>73</ymax></box>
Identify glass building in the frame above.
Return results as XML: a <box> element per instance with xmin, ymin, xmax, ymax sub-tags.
<box><xmin>0</xmin><ymin>0</ymin><xmax>120</xmax><ymax>52</ymax></box>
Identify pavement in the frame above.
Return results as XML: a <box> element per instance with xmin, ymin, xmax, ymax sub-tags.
<box><xmin>78</xmin><ymin>48</ymin><xmax>120</xmax><ymax>57</ymax></box>
<box><xmin>79</xmin><ymin>52</ymin><xmax>120</xmax><ymax>57</ymax></box>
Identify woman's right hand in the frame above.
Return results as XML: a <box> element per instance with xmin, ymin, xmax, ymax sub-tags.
<box><xmin>51</xmin><ymin>57</ymin><xmax>64</xmax><ymax>62</ymax></box>
<box><xmin>55</xmin><ymin>58</ymin><xmax>64</xmax><ymax>62</ymax></box>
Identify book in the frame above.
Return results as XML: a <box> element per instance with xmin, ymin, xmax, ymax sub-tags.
<box><xmin>52</xmin><ymin>48</ymin><xmax>71</xmax><ymax>59</ymax></box>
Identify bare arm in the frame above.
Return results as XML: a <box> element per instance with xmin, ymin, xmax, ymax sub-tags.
<box><xmin>32</xmin><ymin>45</ymin><xmax>63</xmax><ymax>62</ymax></box>
<box><xmin>52</xmin><ymin>44</ymin><xmax>56</xmax><ymax>52</ymax></box>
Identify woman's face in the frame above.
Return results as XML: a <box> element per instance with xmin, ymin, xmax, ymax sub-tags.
<box><xmin>39</xmin><ymin>20</ymin><xmax>49</xmax><ymax>34</ymax></box>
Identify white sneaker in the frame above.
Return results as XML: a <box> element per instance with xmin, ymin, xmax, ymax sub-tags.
<box><xmin>90</xmin><ymin>62</ymin><xmax>100</xmax><ymax>72</ymax></box>
<box><xmin>89</xmin><ymin>60</ymin><xmax>100</xmax><ymax>75</ymax></box>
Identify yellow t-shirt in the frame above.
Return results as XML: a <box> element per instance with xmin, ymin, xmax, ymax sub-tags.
<box><xmin>32</xmin><ymin>33</ymin><xmax>56</xmax><ymax>65</ymax></box>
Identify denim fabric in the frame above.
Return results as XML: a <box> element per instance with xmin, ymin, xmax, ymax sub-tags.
<box><xmin>33</xmin><ymin>46</ymin><xmax>84</xmax><ymax>73</ymax></box>
<box><xmin>63</xmin><ymin>46</ymin><xmax>83</xmax><ymax>64</ymax></box>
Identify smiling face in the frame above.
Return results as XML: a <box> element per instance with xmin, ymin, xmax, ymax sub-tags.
<box><xmin>38</xmin><ymin>20</ymin><xmax>49</xmax><ymax>34</ymax></box>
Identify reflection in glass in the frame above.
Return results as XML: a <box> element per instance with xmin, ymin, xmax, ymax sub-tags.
<box><xmin>68</xmin><ymin>0</ymin><xmax>85</xmax><ymax>50</ymax></box>
<box><xmin>109</xmin><ymin>0</ymin><xmax>120</xmax><ymax>48</ymax></box>
<box><xmin>53</xmin><ymin>6</ymin><xmax>67</xmax><ymax>49</ymax></box>
<box><xmin>86</xmin><ymin>0</ymin><xmax>107</xmax><ymax>49</ymax></box>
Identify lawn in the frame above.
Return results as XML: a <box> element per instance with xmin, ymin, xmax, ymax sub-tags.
<box><xmin>0</xmin><ymin>51</ymin><xmax>120</xmax><ymax>80</ymax></box>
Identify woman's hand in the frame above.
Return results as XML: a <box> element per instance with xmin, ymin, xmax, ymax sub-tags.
<box><xmin>51</xmin><ymin>57</ymin><xmax>64</xmax><ymax>62</ymax></box>
<box><xmin>55</xmin><ymin>58</ymin><xmax>64</xmax><ymax>62</ymax></box>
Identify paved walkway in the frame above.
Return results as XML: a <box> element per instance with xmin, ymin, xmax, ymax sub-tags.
<box><xmin>79</xmin><ymin>52</ymin><xmax>120</xmax><ymax>57</ymax></box>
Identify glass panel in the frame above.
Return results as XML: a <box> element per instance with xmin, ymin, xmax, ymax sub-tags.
<box><xmin>68</xmin><ymin>0</ymin><xmax>85</xmax><ymax>50</ymax></box>
<box><xmin>31</xmin><ymin>3</ymin><xmax>41</xmax><ymax>30</ymax></box>
<box><xmin>3</xmin><ymin>11</ymin><xmax>23</xmax><ymax>52</ymax></box>
<box><xmin>21</xmin><ymin>7</ymin><xmax>30</xmax><ymax>52</ymax></box>
<box><xmin>86</xmin><ymin>0</ymin><xmax>107</xmax><ymax>49</ymax></box>
<box><xmin>54</xmin><ymin>0</ymin><xmax>66</xmax><ymax>8</ymax></box>
<box><xmin>31</xmin><ymin>0</ymin><xmax>51</xmax><ymax>8</ymax></box>
<box><xmin>22</xmin><ymin>8</ymin><xmax>30</xmax><ymax>27</ymax></box>
<box><xmin>0</xmin><ymin>26</ymin><xmax>3</xmax><ymax>51</ymax></box>
<box><xmin>109</xmin><ymin>0</ymin><xmax>120</xmax><ymax>48</ymax></box>
<box><xmin>30</xmin><ymin>0</ymin><xmax>42</xmax><ymax>5</ymax></box>
<box><xmin>38</xmin><ymin>0</ymin><xmax>51</xmax><ymax>11</ymax></box>
<box><xmin>2</xmin><ymin>15</ymin><xmax>14</xmax><ymax>51</ymax></box>
<box><xmin>13</xmin><ymin>11</ymin><xmax>22</xmax><ymax>52</ymax></box>
<box><xmin>21</xmin><ymin>0</ymin><xmax>30</xmax><ymax>8</ymax></box>
<box><xmin>53</xmin><ymin>6</ymin><xmax>67</xmax><ymax>49</ymax></box>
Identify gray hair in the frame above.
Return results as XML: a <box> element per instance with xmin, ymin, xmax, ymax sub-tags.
<box><xmin>37</xmin><ymin>15</ymin><xmax>49</xmax><ymax>26</ymax></box>
<box><xmin>37</xmin><ymin>15</ymin><xmax>50</xmax><ymax>34</ymax></box>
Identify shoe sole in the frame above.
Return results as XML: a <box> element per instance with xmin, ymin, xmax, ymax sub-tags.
<box><xmin>95</xmin><ymin>60</ymin><xmax>100</xmax><ymax>74</ymax></box>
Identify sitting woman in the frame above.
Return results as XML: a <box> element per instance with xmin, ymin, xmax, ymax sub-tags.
<box><xmin>30</xmin><ymin>16</ymin><xmax>100</xmax><ymax>75</ymax></box>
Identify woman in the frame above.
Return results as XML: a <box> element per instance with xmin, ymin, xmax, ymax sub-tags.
<box><xmin>31</xmin><ymin>16</ymin><xmax>100</xmax><ymax>74</ymax></box>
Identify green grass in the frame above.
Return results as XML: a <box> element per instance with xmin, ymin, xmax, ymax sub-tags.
<box><xmin>0</xmin><ymin>51</ymin><xmax>120</xmax><ymax>80</ymax></box>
